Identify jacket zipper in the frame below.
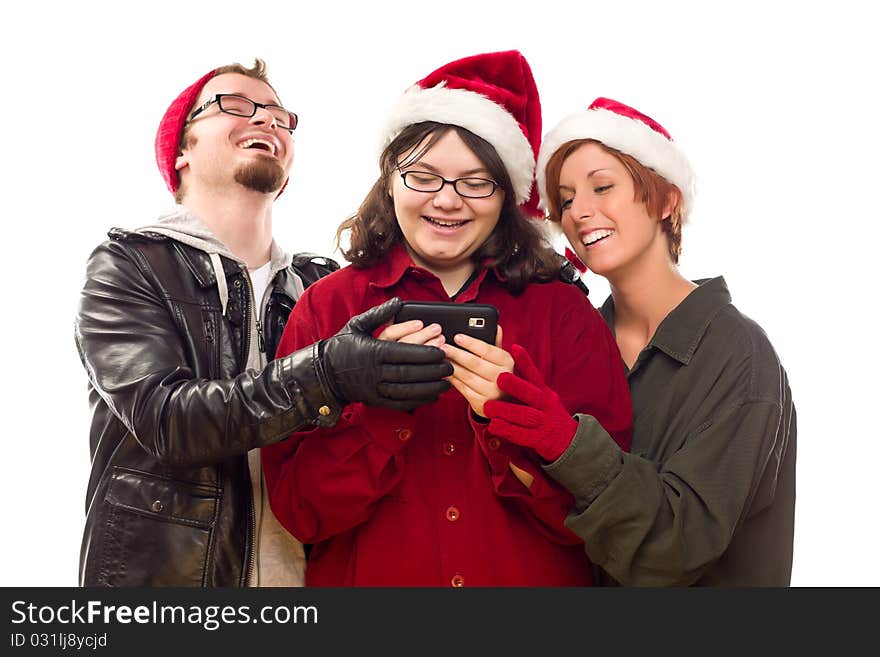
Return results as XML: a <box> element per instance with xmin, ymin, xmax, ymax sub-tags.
<box><xmin>240</xmin><ymin>266</ymin><xmax>274</xmax><ymax>586</ymax></box>
<box><xmin>245</xmin><ymin>492</ymin><xmax>256</xmax><ymax>587</ymax></box>
<box><xmin>237</xmin><ymin>268</ymin><xmax>257</xmax><ymax>587</ymax></box>
<box><xmin>256</xmin><ymin>272</ymin><xmax>275</xmax><ymax>362</ymax></box>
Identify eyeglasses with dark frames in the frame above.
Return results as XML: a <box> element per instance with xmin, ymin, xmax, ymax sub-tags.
<box><xmin>398</xmin><ymin>170</ymin><xmax>499</xmax><ymax>199</ymax></box>
<box><xmin>188</xmin><ymin>94</ymin><xmax>298</xmax><ymax>133</ymax></box>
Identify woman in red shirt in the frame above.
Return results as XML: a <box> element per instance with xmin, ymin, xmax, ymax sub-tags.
<box><xmin>261</xmin><ymin>52</ymin><xmax>632</xmax><ymax>586</ymax></box>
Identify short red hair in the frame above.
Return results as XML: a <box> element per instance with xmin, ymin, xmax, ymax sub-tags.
<box><xmin>544</xmin><ymin>139</ymin><xmax>685</xmax><ymax>263</ymax></box>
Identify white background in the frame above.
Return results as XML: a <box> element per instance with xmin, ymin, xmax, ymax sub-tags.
<box><xmin>1</xmin><ymin>0</ymin><xmax>876</xmax><ymax>586</ymax></box>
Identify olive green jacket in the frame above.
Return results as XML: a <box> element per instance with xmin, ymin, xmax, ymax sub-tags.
<box><xmin>545</xmin><ymin>277</ymin><xmax>796</xmax><ymax>586</ymax></box>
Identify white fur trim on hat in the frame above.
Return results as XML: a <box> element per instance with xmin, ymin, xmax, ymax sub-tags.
<box><xmin>537</xmin><ymin>108</ymin><xmax>696</xmax><ymax>220</ymax></box>
<box><xmin>378</xmin><ymin>83</ymin><xmax>535</xmax><ymax>204</ymax></box>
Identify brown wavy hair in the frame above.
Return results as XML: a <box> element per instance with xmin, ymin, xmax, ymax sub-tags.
<box><xmin>543</xmin><ymin>139</ymin><xmax>684</xmax><ymax>263</ymax></box>
<box><xmin>336</xmin><ymin>122</ymin><xmax>561</xmax><ymax>294</ymax></box>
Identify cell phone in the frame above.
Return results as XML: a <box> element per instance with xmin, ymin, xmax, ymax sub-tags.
<box><xmin>394</xmin><ymin>301</ymin><xmax>499</xmax><ymax>345</ymax></box>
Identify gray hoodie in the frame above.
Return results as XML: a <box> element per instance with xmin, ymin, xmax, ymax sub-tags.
<box><xmin>136</xmin><ymin>206</ymin><xmax>306</xmax><ymax>587</ymax></box>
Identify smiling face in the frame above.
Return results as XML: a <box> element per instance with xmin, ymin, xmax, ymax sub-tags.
<box><xmin>557</xmin><ymin>142</ymin><xmax>677</xmax><ymax>281</ymax></box>
<box><xmin>175</xmin><ymin>73</ymin><xmax>294</xmax><ymax>198</ymax></box>
<box><xmin>391</xmin><ymin>129</ymin><xmax>504</xmax><ymax>282</ymax></box>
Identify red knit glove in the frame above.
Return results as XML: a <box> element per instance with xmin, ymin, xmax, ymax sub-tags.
<box><xmin>483</xmin><ymin>344</ymin><xmax>578</xmax><ymax>462</ymax></box>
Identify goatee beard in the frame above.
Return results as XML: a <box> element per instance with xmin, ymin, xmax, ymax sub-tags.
<box><xmin>234</xmin><ymin>158</ymin><xmax>286</xmax><ymax>194</ymax></box>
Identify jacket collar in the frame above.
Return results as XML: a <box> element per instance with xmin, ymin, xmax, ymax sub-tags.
<box><xmin>367</xmin><ymin>243</ymin><xmax>417</xmax><ymax>290</ymax></box>
<box><xmin>172</xmin><ymin>242</ymin><xmax>239</xmax><ymax>288</ymax></box>
<box><xmin>600</xmin><ymin>276</ymin><xmax>732</xmax><ymax>366</ymax></box>
<box><xmin>172</xmin><ymin>238</ymin><xmax>291</xmax><ymax>290</ymax></box>
<box><xmin>272</xmin><ymin>263</ymin><xmax>304</xmax><ymax>300</ymax></box>
<box><xmin>367</xmin><ymin>243</ymin><xmax>499</xmax><ymax>301</ymax></box>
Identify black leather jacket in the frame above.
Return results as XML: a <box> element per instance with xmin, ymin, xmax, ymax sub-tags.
<box><xmin>75</xmin><ymin>229</ymin><xmax>339</xmax><ymax>586</ymax></box>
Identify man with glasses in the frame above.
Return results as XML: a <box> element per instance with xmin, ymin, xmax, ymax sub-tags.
<box><xmin>75</xmin><ymin>59</ymin><xmax>452</xmax><ymax>587</ymax></box>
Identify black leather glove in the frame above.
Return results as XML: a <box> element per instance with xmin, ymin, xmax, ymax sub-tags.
<box><xmin>320</xmin><ymin>297</ymin><xmax>453</xmax><ymax>411</ymax></box>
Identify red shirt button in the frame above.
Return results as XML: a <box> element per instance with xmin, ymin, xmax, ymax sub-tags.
<box><xmin>488</xmin><ymin>437</ymin><xmax>501</xmax><ymax>450</ymax></box>
<box><xmin>398</xmin><ymin>428</ymin><xmax>413</xmax><ymax>442</ymax></box>
<box><xmin>445</xmin><ymin>506</ymin><xmax>460</xmax><ymax>522</ymax></box>
<box><xmin>443</xmin><ymin>442</ymin><xmax>456</xmax><ymax>455</ymax></box>
<box><xmin>451</xmin><ymin>574</ymin><xmax>464</xmax><ymax>587</ymax></box>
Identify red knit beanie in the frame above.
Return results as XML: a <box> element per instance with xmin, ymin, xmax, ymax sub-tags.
<box><xmin>154</xmin><ymin>70</ymin><xmax>217</xmax><ymax>195</ymax></box>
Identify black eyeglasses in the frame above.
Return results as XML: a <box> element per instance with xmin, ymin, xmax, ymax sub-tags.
<box><xmin>188</xmin><ymin>94</ymin><xmax>298</xmax><ymax>133</ymax></box>
<box><xmin>399</xmin><ymin>171</ymin><xmax>499</xmax><ymax>199</ymax></box>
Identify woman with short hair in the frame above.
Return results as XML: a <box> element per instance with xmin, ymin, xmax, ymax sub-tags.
<box><xmin>485</xmin><ymin>97</ymin><xmax>797</xmax><ymax>585</ymax></box>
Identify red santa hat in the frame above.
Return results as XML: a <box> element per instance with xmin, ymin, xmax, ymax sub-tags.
<box><xmin>378</xmin><ymin>50</ymin><xmax>543</xmax><ymax>217</ymax></box>
<box><xmin>537</xmin><ymin>97</ymin><xmax>695</xmax><ymax>221</ymax></box>
<box><xmin>155</xmin><ymin>70</ymin><xmax>217</xmax><ymax>195</ymax></box>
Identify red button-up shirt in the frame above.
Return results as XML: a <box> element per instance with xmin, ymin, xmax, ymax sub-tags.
<box><xmin>262</xmin><ymin>245</ymin><xmax>632</xmax><ymax>586</ymax></box>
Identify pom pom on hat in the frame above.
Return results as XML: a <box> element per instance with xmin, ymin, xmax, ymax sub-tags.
<box><xmin>537</xmin><ymin>97</ymin><xmax>695</xmax><ymax>221</ymax></box>
<box><xmin>378</xmin><ymin>50</ymin><xmax>543</xmax><ymax>217</ymax></box>
<box><xmin>155</xmin><ymin>70</ymin><xmax>216</xmax><ymax>195</ymax></box>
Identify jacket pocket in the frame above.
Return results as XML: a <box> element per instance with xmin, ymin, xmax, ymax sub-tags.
<box><xmin>96</xmin><ymin>467</ymin><xmax>221</xmax><ymax>586</ymax></box>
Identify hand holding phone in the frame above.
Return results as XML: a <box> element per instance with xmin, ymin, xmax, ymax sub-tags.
<box><xmin>391</xmin><ymin>301</ymin><xmax>510</xmax><ymax>417</ymax></box>
<box><xmin>440</xmin><ymin>325</ymin><xmax>515</xmax><ymax>418</ymax></box>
